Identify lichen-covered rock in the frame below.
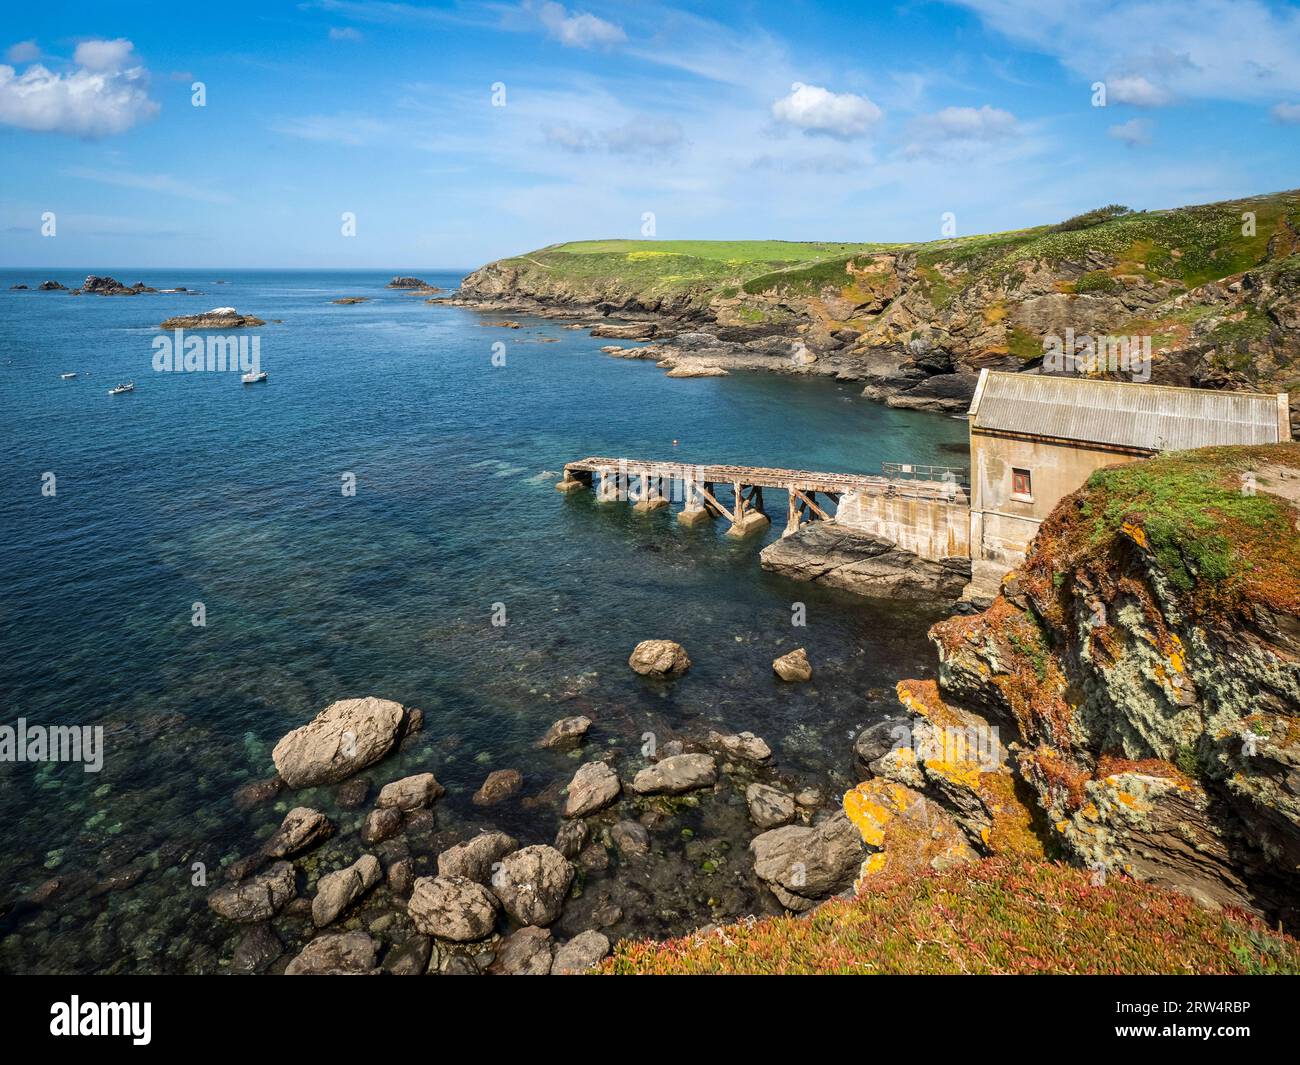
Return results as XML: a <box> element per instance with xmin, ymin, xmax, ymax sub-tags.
<box><xmin>408</xmin><ymin>876</ymin><xmax>499</xmax><ymax>941</ymax></box>
<box><xmin>628</xmin><ymin>639</ymin><xmax>691</xmax><ymax>677</ymax></box>
<box><xmin>631</xmin><ymin>754</ymin><xmax>717</xmax><ymax>795</ymax></box>
<box><xmin>272</xmin><ymin>697</ymin><xmax>408</xmax><ymax>788</ymax></box>
<box><xmin>902</xmin><ymin>443</ymin><xmax>1300</xmax><ymax>922</ymax></box>
<box><xmin>842</xmin><ymin>778</ymin><xmax>978</xmax><ymax>891</ymax></box>
<box><xmin>491</xmin><ymin>845</ymin><xmax>574</xmax><ymax>926</ymax></box>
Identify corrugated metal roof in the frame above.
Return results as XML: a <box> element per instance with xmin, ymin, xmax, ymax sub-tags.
<box><xmin>968</xmin><ymin>371</ymin><xmax>1284</xmax><ymax>451</ymax></box>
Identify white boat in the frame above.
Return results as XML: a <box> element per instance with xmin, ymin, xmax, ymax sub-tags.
<box><xmin>60</xmin><ymin>372</ymin><xmax>77</xmax><ymax>379</ymax></box>
<box><xmin>241</xmin><ymin>370</ymin><xmax>268</xmax><ymax>384</ymax></box>
<box><xmin>108</xmin><ymin>382</ymin><xmax>134</xmax><ymax>395</ymax></box>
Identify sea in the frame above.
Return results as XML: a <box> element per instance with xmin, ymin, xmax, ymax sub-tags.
<box><xmin>0</xmin><ymin>268</ymin><xmax>969</xmax><ymax>972</ymax></box>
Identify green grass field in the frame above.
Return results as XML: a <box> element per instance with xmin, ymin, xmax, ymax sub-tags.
<box><xmin>485</xmin><ymin>189</ymin><xmax>1300</xmax><ymax>305</ymax></box>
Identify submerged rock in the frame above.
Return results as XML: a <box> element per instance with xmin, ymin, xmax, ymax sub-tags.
<box><xmin>472</xmin><ymin>768</ymin><xmax>523</xmax><ymax>806</ymax></box>
<box><xmin>772</xmin><ymin>647</ymin><xmax>813</xmax><ymax>682</ymax></box>
<box><xmin>362</xmin><ymin>807</ymin><xmax>402</xmax><ymax>845</ymax></box>
<box><xmin>539</xmin><ymin>715</ymin><xmax>592</xmax><ymax>749</ymax></box>
<box><xmin>628</xmin><ymin>639</ymin><xmax>691</xmax><ymax>677</ymax></box>
<box><xmin>272</xmin><ymin>696</ymin><xmax>409</xmax><ymax>788</ymax></box>
<box><xmin>705</xmin><ymin>730</ymin><xmax>772</xmax><ymax>765</ymax></box>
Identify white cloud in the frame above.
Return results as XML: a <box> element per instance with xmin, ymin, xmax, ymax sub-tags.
<box><xmin>902</xmin><ymin>104</ymin><xmax>1020</xmax><ymax>159</ymax></box>
<box><xmin>1106</xmin><ymin>73</ymin><xmax>1174</xmax><ymax>107</ymax></box>
<box><xmin>329</xmin><ymin>27</ymin><xmax>364</xmax><ymax>42</ymax></box>
<box><xmin>5</xmin><ymin>41</ymin><xmax>39</xmax><ymax>64</ymax></box>
<box><xmin>1108</xmin><ymin>117</ymin><xmax>1153</xmax><ymax>146</ymax></box>
<box><xmin>771</xmin><ymin>83</ymin><xmax>883</xmax><ymax>138</ymax></box>
<box><xmin>0</xmin><ymin>40</ymin><xmax>159</xmax><ymax>138</ymax></box>
<box><xmin>62</xmin><ymin>166</ymin><xmax>234</xmax><ymax>204</ymax></box>
<box><xmin>953</xmin><ymin>0</ymin><xmax>1300</xmax><ymax>102</ymax></box>
<box><xmin>543</xmin><ymin>115</ymin><xmax>686</xmax><ymax>157</ymax></box>
<box><xmin>535</xmin><ymin>2</ymin><xmax>626</xmax><ymax>48</ymax></box>
<box><xmin>73</xmin><ymin>38</ymin><xmax>136</xmax><ymax>73</ymax></box>
<box><xmin>1272</xmin><ymin>101</ymin><xmax>1300</xmax><ymax>123</ymax></box>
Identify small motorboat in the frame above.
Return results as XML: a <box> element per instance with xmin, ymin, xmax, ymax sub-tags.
<box><xmin>108</xmin><ymin>382</ymin><xmax>135</xmax><ymax>395</ymax></box>
<box><xmin>241</xmin><ymin>370</ymin><xmax>268</xmax><ymax>384</ymax></box>
<box><xmin>60</xmin><ymin>372</ymin><xmax>77</xmax><ymax>379</ymax></box>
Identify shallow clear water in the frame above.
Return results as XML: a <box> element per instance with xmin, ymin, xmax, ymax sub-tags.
<box><xmin>0</xmin><ymin>269</ymin><xmax>968</xmax><ymax>972</ymax></box>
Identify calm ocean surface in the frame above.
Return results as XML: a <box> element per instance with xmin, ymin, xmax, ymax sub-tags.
<box><xmin>0</xmin><ymin>268</ymin><xmax>968</xmax><ymax>972</ymax></box>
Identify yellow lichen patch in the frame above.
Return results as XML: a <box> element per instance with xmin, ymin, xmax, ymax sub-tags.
<box><xmin>1121</xmin><ymin>521</ymin><xmax>1147</xmax><ymax>548</ymax></box>
<box><xmin>843</xmin><ymin>779</ymin><xmax>911</xmax><ymax>847</ymax></box>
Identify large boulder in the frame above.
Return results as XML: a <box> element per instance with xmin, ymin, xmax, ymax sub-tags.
<box><xmin>491</xmin><ymin>846</ymin><xmax>574</xmax><ymax>926</ymax></box>
<box><xmin>208</xmin><ymin>862</ymin><xmax>296</xmax><ymax>923</ymax></box>
<box><xmin>563</xmin><ymin>761</ymin><xmax>621</xmax><ymax>818</ymax></box>
<box><xmin>271</xmin><ymin>697</ymin><xmax>408</xmax><ymax>788</ymax></box>
<box><xmin>631</xmin><ymin>754</ymin><xmax>717</xmax><ymax>795</ymax></box>
<box><xmin>376</xmin><ymin>772</ymin><xmax>444</xmax><ymax>811</ymax></box>
<box><xmin>284</xmin><ymin>931</ymin><xmax>378</xmax><ymax>975</ymax></box>
<box><xmin>408</xmin><ymin>876</ymin><xmax>500</xmax><ymax>941</ymax></box>
<box><xmin>312</xmin><ymin>854</ymin><xmax>382</xmax><ymax>927</ymax></box>
<box><xmin>760</xmin><ymin>524</ymin><xmax>970</xmax><ymax>601</ymax></box>
<box><xmin>628</xmin><ymin>640</ymin><xmax>691</xmax><ymax>677</ymax></box>
<box><xmin>750</xmin><ymin>811</ymin><xmax>868</xmax><ymax>912</ymax></box>
<box><xmin>437</xmin><ymin>831</ymin><xmax>518</xmax><ymax>883</ymax></box>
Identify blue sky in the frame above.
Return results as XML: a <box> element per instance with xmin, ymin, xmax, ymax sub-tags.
<box><xmin>2</xmin><ymin>0</ymin><xmax>1299</xmax><ymax>269</ymax></box>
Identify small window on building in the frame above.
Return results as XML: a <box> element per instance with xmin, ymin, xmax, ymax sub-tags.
<box><xmin>1011</xmin><ymin>468</ymin><xmax>1033</xmax><ymax>501</ymax></box>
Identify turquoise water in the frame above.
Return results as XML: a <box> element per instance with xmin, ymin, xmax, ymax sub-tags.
<box><xmin>0</xmin><ymin>269</ymin><xmax>968</xmax><ymax>972</ymax></box>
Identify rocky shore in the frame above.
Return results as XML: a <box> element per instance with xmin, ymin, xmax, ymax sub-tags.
<box><xmin>197</xmin><ymin>639</ymin><xmax>886</xmax><ymax>975</ymax></box>
<box><xmin>449</xmin><ymin>189</ymin><xmax>1300</xmax><ymax>430</ymax></box>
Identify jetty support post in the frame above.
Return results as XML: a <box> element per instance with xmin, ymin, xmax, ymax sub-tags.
<box><xmin>556</xmin><ymin>466</ymin><xmax>593</xmax><ymax>494</ymax></box>
<box><xmin>596</xmin><ymin>464</ymin><xmax>625</xmax><ymax>503</ymax></box>
<box><xmin>677</xmin><ymin>472</ymin><xmax>714</xmax><ymax>526</ymax></box>
<box><xmin>633</xmin><ymin>465</ymin><xmax>670</xmax><ymax>512</ymax></box>
<box><xmin>726</xmin><ymin>481</ymin><xmax>771</xmax><ymax>538</ymax></box>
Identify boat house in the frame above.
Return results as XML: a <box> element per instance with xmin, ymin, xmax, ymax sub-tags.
<box><xmin>967</xmin><ymin>370</ymin><xmax>1293</xmax><ymax>573</ymax></box>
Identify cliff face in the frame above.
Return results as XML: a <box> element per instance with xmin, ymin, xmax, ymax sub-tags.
<box><xmin>458</xmin><ymin>191</ymin><xmax>1300</xmax><ymax>429</ymax></box>
<box><xmin>889</xmin><ymin>443</ymin><xmax>1300</xmax><ymax>922</ymax></box>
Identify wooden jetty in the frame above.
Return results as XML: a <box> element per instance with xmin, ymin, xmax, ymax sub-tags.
<box><xmin>557</xmin><ymin>456</ymin><xmax>968</xmax><ymax>538</ymax></box>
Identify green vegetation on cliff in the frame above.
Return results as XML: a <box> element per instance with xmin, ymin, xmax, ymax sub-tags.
<box><xmin>603</xmin><ymin>858</ymin><xmax>1300</xmax><ymax>975</ymax></box>
<box><xmin>475</xmin><ymin>189</ymin><xmax>1299</xmax><ymax>304</ymax></box>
